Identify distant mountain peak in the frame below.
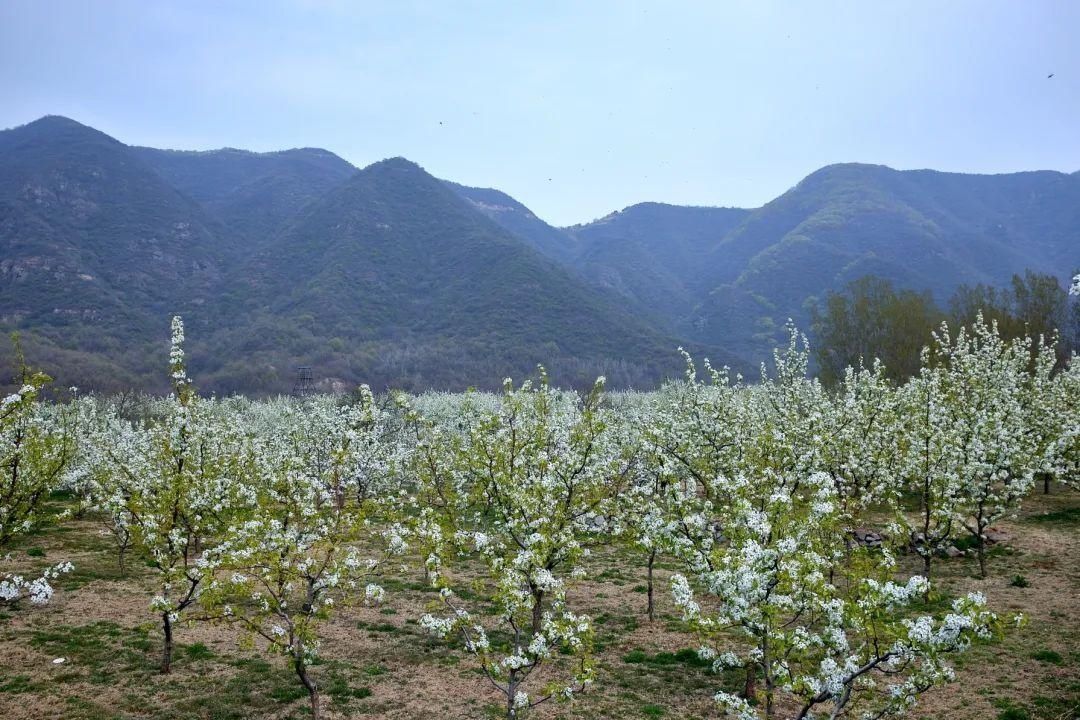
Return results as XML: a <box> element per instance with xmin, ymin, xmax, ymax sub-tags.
<box><xmin>365</xmin><ymin>156</ymin><xmax>425</xmax><ymax>173</ymax></box>
<box><xmin>18</xmin><ymin>114</ymin><xmax>92</xmax><ymax>130</ymax></box>
<box><xmin>2</xmin><ymin>114</ymin><xmax>123</xmax><ymax>148</ymax></box>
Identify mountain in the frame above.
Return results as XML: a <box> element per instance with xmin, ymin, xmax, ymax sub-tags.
<box><xmin>133</xmin><ymin>145</ymin><xmax>356</xmax><ymax>247</ymax></box>
<box><xmin>686</xmin><ymin>163</ymin><xmax>1080</xmax><ymax>360</ymax></box>
<box><xmin>195</xmin><ymin>158</ymin><xmax>692</xmax><ymax>392</ymax></box>
<box><xmin>0</xmin><ymin>117</ymin><xmax>705</xmax><ymax>394</ymax></box>
<box><xmin>1</xmin><ymin>116</ymin><xmax>1076</xmax><ymax>393</ymax></box>
<box><xmin>565</xmin><ymin>203</ymin><xmax>750</xmax><ymax>330</ymax></box>
<box><xmin>0</xmin><ymin>116</ymin><xmax>229</xmax><ymax>390</ymax></box>
<box><xmin>444</xmin><ymin>189</ymin><xmax>756</xmax><ymax>331</ymax></box>
<box><xmin>446</xmin><ymin>181</ymin><xmax>578</xmax><ymax>263</ymax></box>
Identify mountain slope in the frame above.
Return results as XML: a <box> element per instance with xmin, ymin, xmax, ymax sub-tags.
<box><xmin>2</xmin><ymin>116</ymin><xmax>1077</xmax><ymax>393</ymax></box>
<box><xmin>566</xmin><ymin>203</ymin><xmax>751</xmax><ymax>329</ymax></box>
<box><xmin>446</xmin><ymin>181</ymin><xmax>578</xmax><ymax>263</ymax></box>
<box><xmin>690</xmin><ymin>163</ymin><xmax>1080</xmax><ymax>360</ymax></box>
<box><xmin>0</xmin><ymin>116</ymin><xmax>230</xmax><ymax>389</ymax></box>
<box><xmin>196</xmin><ymin>158</ymin><xmax>697</xmax><ymax>392</ymax></box>
<box><xmin>134</xmin><ymin>145</ymin><xmax>356</xmax><ymax>246</ymax></box>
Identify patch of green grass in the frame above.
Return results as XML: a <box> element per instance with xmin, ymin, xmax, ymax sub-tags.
<box><xmin>1009</xmin><ymin>574</ymin><xmax>1030</xmax><ymax>588</ymax></box>
<box><xmin>641</xmin><ymin>704</ymin><xmax>665</xmax><ymax>717</ymax></box>
<box><xmin>1031</xmin><ymin>649</ymin><xmax>1063</xmax><ymax>665</ymax></box>
<box><xmin>623</xmin><ymin>650</ymin><xmax>647</xmax><ymax>664</ymax></box>
<box><xmin>674</xmin><ymin>648</ymin><xmax>712</xmax><ymax>668</ymax></box>
<box><xmin>269</xmin><ymin>683</ymin><xmax>309</xmax><ymax>703</ymax></box>
<box><xmin>182</xmin><ymin>642</ymin><xmax>215</xmax><ymax>661</ymax></box>
<box><xmin>325</xmin><ymin>674</ymin><xmax>372</xmax><ymax>700</ymax></box>
<box><xmin>993</xmin><ymin>698</ymin><xmax>1031</xmax><ymax>720</ymax></box>
<box><xmin>175</xmin><ymin>656</ymin><xmax>303</xmax><ymax>718</ymax></box>
<box><xmin>1026</xmin><ymin>506</ymin><xmax>1080</xmax><ymax>525</ymax></box>
<box><xmin>651</xmin><ymin>652</ymin><xmax>678</xmax><ymax>666</ymax></box>
<box><xmin>371</xmin><ymin>622</ymin><xmax>398</xmax><ymax>633</ymax></box>
<box><xmin>0</xmin><ymin>675</ymin><xmax>36</xmax><ymax>693</ymax></box>
<box><xmin>232</xmin><ymin>657</ymin><xmax>273</xmax><ymax>673</ymax></box>
<box><xmin>28</xmin><ymin>621</ymin><xmax>154</xmax><ymax>679</ymax></box>
<box><xmin>25</xmin><ymin>546</ymin><xmax>46</xmax><ymax>558</ymax></box>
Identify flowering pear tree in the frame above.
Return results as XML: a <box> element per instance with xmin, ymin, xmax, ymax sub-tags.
<box><xmin>818</xmin><ymin>361</ymin><xmax>903</xmax><ymax>516</ymax></box>
<box><xmin>629</xmin><ymin>351</ymin><xmax>747</xmax><ymax>621</ymax></box>
<box><xmin>412</xmin><ymin>372</ymin><xmax>624</xmax><ymax>718</ymax></box>
<box><xmin>615</xmin><ymin>437</ymin><xmax>670</xmax><ymax>621</ymax></box>
<box><xmin>893</xmin><ymin>355</ymin><xmax>963</xmax><ymax>581</ymax></box>
<box><xmin>1050</xmin><ymin>360</ymin><xmax>1080</xmax><ymax>486</ymax></box>
<box><xmin>923</xmin><ymin>317</ymin><xmax>1041</xmax><ymax>578</ymax></box>
<box><xmin>199</xmin><ymin>389</ymin><xmax>402</xmax><ymax>720</ymax></box>
<box><xmin>1017</xmin><ymin>332</ymin><xmax>1065</xmax><ymax>495</ymax></box>
<box><xmin>0</xmin><ymin>353</ymin><xmax>75</xmax><ymax>606</ymax></box>
<box><xmin>84</xmin><ymin>317</ymin><xmax>250</xmax><ymax>672</ymax></box>
<box><xmin>668</xmin><ymin>468</ymin><xmax>997</xmax><ymax>720</ymax></box>
<box><xmin>650</xmin><ymin>335</ymin><xmax>1002</xmax><ymax>719</ymax></box>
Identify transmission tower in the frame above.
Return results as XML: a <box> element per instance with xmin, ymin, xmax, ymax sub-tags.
<box><xmin>292</xmin><ymin>366</ymin><xmax>316</xmax><ymax>397</ymax></box>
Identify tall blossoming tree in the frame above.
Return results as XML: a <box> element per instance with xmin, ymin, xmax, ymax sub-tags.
<box><xmin>0</xmin><ymin>349</ymin><xmax>75</xmax><ymax>606</ymax></box>
<box><xmin>84</xmin><ymin>317</ymin><xmax>251</xmax><ymax>672</ymax></box>
<box><xmin>922</xmin><ymin>317</ymin><xmax>1044</xmax><ymax>578</ymax></box>
<box><xmin>894</xmin><ymin>353</ymin><xmax>962</xmax><ymax>581</ymax></box>
<box><xmin>655</xmin><ymin>339</ymin><xmax>999</xmax><ymax>719</ymax></box>
<box><xmin>411</xmin><ymin>371</ymin><xmax>625</xmax><ymax>719</ymax></box>
<box><xmin>199</xmin><ymin>389</ymin><xmax>403</xmax><ymax>720</ymax></box>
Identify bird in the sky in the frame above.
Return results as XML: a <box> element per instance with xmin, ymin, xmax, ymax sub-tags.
<box><xmin>1048</xmin><ymin>73</ymin><xmax>1054</xmax><ymax>78</ymax></box>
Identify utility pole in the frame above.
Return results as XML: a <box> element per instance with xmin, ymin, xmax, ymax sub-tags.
<box><xmin>292</xmin><ymin>366</ymin><xmax>316</xmax><ymax>397</ymax></box>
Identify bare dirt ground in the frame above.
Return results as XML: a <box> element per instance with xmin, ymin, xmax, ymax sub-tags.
<box><xmin>0</xmin><ymin>488</ymin><xmax>1077</xmax><ymax>720</ymax></box>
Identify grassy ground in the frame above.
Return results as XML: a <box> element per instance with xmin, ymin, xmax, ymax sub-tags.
<box><xmin>0</xmin><ymin>489</ymin><xmax>1077</xmax><ymax>720</ymax></box>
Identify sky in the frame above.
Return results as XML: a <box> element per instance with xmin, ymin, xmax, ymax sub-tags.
<box><xmin>1</xmin><ymin>1</ymin><xmax>1078</xmax><ymax>226</ymax></box>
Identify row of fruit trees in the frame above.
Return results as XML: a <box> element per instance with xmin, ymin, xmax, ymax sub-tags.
<box><xmin>2</xmin><ymin>284</ymin><xmax>1079</xmax><ymax>718</ymax></box>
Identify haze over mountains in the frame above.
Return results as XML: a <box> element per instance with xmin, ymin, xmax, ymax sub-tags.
<box><xmin>1</xmin><ymin>115</ymin><xmax>1076</xmax><ymax>394</ymax></box>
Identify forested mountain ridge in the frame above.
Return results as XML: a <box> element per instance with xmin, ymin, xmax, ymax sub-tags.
<box><xmin>201</xmin><ymin>156</ymin><xmax>690</xmax><ymax>393</ymax></box>
<box><xmin>446</xmin><ymin>180</ymin><xmax>579</xmax><ymax>263</ymax></box>
<box><xmin>1</xmin><ymin>115</ymin><xmax>1076</xmax><ymax>394</ymax></box>
<box><xmin>456</xmin><ymin>163</ymin><xmax>1076</xmax><ymax>361</ymax></box>
<box><xmin>133</xmin><ymin>144</ymin><xmax>357</xmax><ymax>247</ymax></box>
<box><xmin>0</xmin><ymin>116</ymin><xmax>230</xmax><ymax>389</ymax></box>
<box><xmin>565</xmin><ymin>202</ymin><xmax>751</xmax><ymax>330</ymax></box>
<box><xmin>687</xmin><ymin>163</ymin><xmax>1080</xmax><ymax>359</ymax></box>
<box><xmin>0</xmin><ymin>117</ymin><xmax>703</xmax><ymax>393</ymax></box>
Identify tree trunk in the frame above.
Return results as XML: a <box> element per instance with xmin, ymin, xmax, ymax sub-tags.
<box><xmin>161</xmin><ymin>612</ymin><xmax>173</xmax><ymax>674</ymax></box>
<box><xmin>762</xmin><ymin>635</ymin><xmax>774</xmax><ymax>719</ymax></box>
<box><xmin>506</xmin><ymin>671</ymin><xmax>519</xmax><ymax>719</ymax></box>
<box><xmin>976</xmin><ymin>533</ymin><xmax>987</xmax><ymax>579</ymax></box>
<box><xmin>922</xmin><ymin>552</ymin><xmax>932</xmax><ymax>602</ymax></box>
<box><xmin>646</xmin><ymin>548</ymin><xmax>656</xmax><ymax>621</ymax></box>
<box><xmin>531</xmin><ymin>589</ymin><xmax>544</xmax><ymax>635</ymax></box>
<box><xmin>1043</xmin><ymin>473</ymin><xmax>1051</xmax><ymax>495</ymax></box>
<box><xmin>295</xmin><ymin>656</ymin><xmax>321</xmax><ymax>720</ymax></box>
<box><xmin>743</xmin><ymin>661</ymin><xmax>757</xmax><ymax>700</ymax></box>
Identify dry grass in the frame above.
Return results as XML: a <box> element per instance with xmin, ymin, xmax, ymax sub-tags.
<box><xmin>0</xmin><ymin>489</ymin><xmax>1077</xmax><ymax>720</ymax></box>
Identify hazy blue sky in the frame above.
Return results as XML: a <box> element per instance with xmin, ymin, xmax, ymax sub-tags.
<box><xmin>2</xmin><ymin>1</ymin><xmax>1077</xmax><ymax>225</ymax></box>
